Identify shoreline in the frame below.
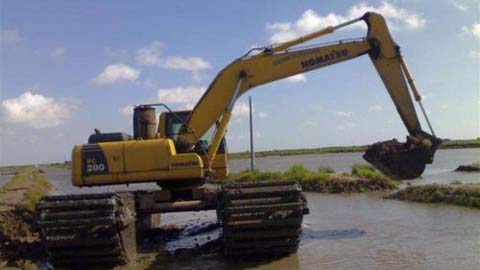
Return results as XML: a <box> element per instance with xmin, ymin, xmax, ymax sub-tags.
<box><xmin>228</xmin><ymin>139</ymin><xmax>480</xmax><ymax>160</ymax></box>
<box><xmin>387</xmin><ymin>183</ymin><xmax>480</xmax><ymax>209</ymax></box>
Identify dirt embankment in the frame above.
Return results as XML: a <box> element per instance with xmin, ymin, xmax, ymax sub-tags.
<box><xmin>386</xmin><ymin>183</ymin><xmax>480</xmax><ymax>209</ymax></box>
<box><xmin>454</xmin><ymin>162</ymin><xmax>480</xmax><ymax>172</ymax></box>
<box><xmin>0</xmin><ymin>167</ymin><xmax>52</xmax><ymax>269</ymax></box>
<box><xmin>211</xmin><ymin>164</ymin><xmax>397</xmax><ymax>193</ymax></box>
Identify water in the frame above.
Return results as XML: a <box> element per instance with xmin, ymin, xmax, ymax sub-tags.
<box><xmin>0</xmin><ymin>174</ymin><xmax>13</xmax><ymax>189</ymax></box>
<box><xmin>230</xmin><ymin>148</ymin><xmax>480</xmax><ymax>184</ymax></box>
<box><xmin>35</xmin><ymin>148</ymin><xmax>480</xmax><ymax>270</ymax></box>
<box><xmin>133</xmin><ymin>192</ymin><xmax>480</xmax><ymax>270</ymax></box>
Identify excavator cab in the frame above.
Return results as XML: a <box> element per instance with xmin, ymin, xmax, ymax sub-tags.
<box><xmin>158</xmin><ymin>109</ymin><xmax>228</xmax><ymax>178</ymax></box>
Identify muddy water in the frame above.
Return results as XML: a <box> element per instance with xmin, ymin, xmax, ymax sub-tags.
<box><xmin>127</xmin><ymin>192</ymin><xmax>480</xmax><ymax>270</ymax></box>
<box><xmin>0</xmin><ymin>174</ymin><xmax>12</xmax><ymax>189</ymax></box>
<box><xmin>230</xmin><ymin>148</ymin><xmax>480</xmax><ymax>184</ymax></box>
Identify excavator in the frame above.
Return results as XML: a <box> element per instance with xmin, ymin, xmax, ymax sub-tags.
<box><xmin>36</xmin><ymin>12</ymin><xmax>440</xmax><ymax>268</ymax></box>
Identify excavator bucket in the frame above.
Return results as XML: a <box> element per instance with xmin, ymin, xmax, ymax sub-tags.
<box><xmin>363</xmin><ymin>138</ymin><xmax>433</xmax><ymax>180</ymax></box>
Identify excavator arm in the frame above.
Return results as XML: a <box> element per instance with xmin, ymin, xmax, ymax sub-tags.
<box><xmin>178</xmin><ymin>12</ymin><xmax>440</xmax><ymax>179</ymax></box>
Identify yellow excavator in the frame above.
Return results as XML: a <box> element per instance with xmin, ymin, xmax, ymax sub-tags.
<box><xmin>37</xmin><ymin>12</ymin><xmax>440</xmax><ymax>268</ymax></box>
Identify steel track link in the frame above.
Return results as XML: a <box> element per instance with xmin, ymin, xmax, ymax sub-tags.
<box><xmin>219</xmin><ymin>181</ymin><xmax>308</xmax><ymax>257</ymax></box>
<box><xmin>36</xmin><ymin>193</ymin><xmax>135</xmax><ymax>269</ymax></box>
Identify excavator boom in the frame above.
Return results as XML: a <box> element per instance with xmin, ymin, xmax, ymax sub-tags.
<box><xmin>179</xmin><ymin>12</ymin><xmax>440</xmax><ymax>179</ymax></box>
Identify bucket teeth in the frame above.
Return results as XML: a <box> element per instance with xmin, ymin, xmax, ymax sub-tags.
<box><xmin>36</xmin><ymin>193</ymin><xmax>135</xmax><ymax>268</ymax></box>
<box><xmin>219</xmin><ymin>181</ymin><xmax>308</xmax><ymax>257</ymax></box>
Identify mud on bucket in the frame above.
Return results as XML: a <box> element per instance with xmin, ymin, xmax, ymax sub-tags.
<box><xmin>363</xmin><ymin>139</ymin><xmax>428</xmax><ymax>180</ymax></box>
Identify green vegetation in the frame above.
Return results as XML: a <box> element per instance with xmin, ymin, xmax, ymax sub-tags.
<box><xmin>0</xmin><ymin>167</ymin><xmax>51</xmax><ymax>268</ymax></box>
<box><xmin>228</xmin><ymin>146</ymin><xmax>366</xmax><ymax>159</ymax></box>
<box><xmin>386</xmin><ymin>183</ymin><xmax>480</xmax><ymax>209</ymax></box>
<box><xmin>0</xmin><ymin>165</ymin><xmax>32</xmax><ymax>176</ymax></box>
<box><xmin>212</xmin><ymin>164</ymin><xmax>397</xmax><ymax>193</ymax></box>
<box><xmin>45</xmin><ymin>161</ymin><xmax>72</xmax><ymax>169</ymax></box>
<box><xmin>0</xmin><ymin>167</ymin><xmax>52</xmax><ymax>213</ymax></box>
<box><xmin>440</xmin><ymin>138</ymin><xmax>480</xmax><ymax>149</ymax></box>
<box><xmin>228</xmin><ymin>138</ymin><xmax>480</xmax><ymax>160</ymax></box>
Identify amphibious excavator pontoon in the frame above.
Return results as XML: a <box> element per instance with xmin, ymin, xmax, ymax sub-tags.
<box><xmin>36</xmin><ymin>12</ymin><xmax>439</xmax><ymax>269</ymax></box>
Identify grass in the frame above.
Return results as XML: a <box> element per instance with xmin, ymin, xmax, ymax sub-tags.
<box><xmin>212</xmin><ymin>164</ymin><xmax>397</xmax><ymax>193</ymax></box>
<box><xmin>0</xmin><ymin>167</ymin><xmax>52</xmax><ymax>213</ymax></box>
<box><xmin>0</xmin><ymin>167</ymin><xmax>52</xmax><ymax>268</ymax></box>
<box><xmin>386</xmin><ymin>183</ymin><xmax>480</xmax><ymax>209</ymax></box>
<box><xmin>228</xmin><ymin>138</ymin><xmax>480</xmax><ymax>160</ymax></box>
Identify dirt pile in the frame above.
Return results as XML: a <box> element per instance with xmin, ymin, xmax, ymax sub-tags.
<box><xmin>386</xmin><ymin>183</ymin><xmax>480</xmax><ymax>209</ymax></box>
<box><xmin>0</xmin><ymin>167</ymin><xmax>52</xmax><ymax>269</ymax></box>
<box><xmin>454</xmin><ymin>162</ymin><xmax>480</xmax><ymax>172</ymax></box>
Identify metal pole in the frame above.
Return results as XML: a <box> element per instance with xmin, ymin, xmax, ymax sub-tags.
<box><xmin>248</xmin><ymin>96</ymin><xmax>255</xmax><ymax>171</ymax></box>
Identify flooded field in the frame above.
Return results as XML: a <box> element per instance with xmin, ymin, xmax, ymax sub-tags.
<box><xmin>27</xmin><ymin>148</ymin><xmax>479</xmax><ymax>270</ymax></box>
<box><xmin>127</xmin><ymin>193</ymin><xmax>480</xmax><ymax>270</ymax></box>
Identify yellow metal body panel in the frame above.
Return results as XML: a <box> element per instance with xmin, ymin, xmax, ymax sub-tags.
<box><xmin>72</xmin><ymin>138</ymin><xmax>204</xmax><ymax>187</ymax></box>
<box><xmin>210</xmin><ymin>153</ymin><xmax>228</xmax><ymax>179</ymax></box>
<box><xmin>123</xmin><ymin>139</ymin><xmax>173</xmax><ymax>172</ymax></box>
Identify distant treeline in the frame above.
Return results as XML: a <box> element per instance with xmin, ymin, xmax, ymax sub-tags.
<box><xmin>228</xmin><ymin>138</ymin><xmax>480</xmax><ymax>160</ymax></box>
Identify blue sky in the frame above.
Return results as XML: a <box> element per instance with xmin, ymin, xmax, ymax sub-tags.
<box><xmin>1</xmin><ymin>0</ymin><xmax>479</xmax><ymax>165</ymax></box>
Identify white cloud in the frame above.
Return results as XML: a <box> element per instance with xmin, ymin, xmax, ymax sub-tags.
<box><xmin>301</xmin><ymin>120</ymin><xmax>319</xmax><ymax>128</ymax></box>
<box><xmin>336</xmin><ymin>122</ymin><xmax>356</xmax><ymax>131</ymax></box>
<box><xmin>183</xmin><ymin>103</ymin><xmax>195</xmax><ymax>110</ymax></box>
<box><xmin>1</xmin><ymin>91</ymin><xmax>76</xmax><ymax>128</ymax></box>
<box><xmin>164</xmin><ymin>56</ymin><xmax>211</xmax><ymax>71</ymax></box>
<box><xmin>468</xmin><ymin>50</ymin><xmax>480</xmax><ymax>59</ymax></box>
<box><xmin>451</xmin><ymin>0</ymin><xmax>468</xmax><ymax>11</ymax></box>
<box><xmin>164</xmin><ymin>56</ymin><xmax>211</xmax><ymax>82</ymax></box>
<box><xmin>136</xmin><ymin>41</ymin><xmax>211</xmax><ymax>80</ymax></box>
<box><xmin>441</xmin><ymin>104</ymin><xmax>448</xmax><ymax>110</ymax></box>
<box><xmin>471</xmin><ymin>24</ymin><xmax>480</xmax><ymax>38</ymax></box>
<box><xmin>119</xmin><ymin>105</ymin><xmax>134</xmax><ymax>116</ymax></box>
<box><xmin>336</xmin><ymin>110</ymin><xmax>354</xmax><ymax>117</ymax></box>
<box><xmin>285</xmin><ymin>74</ymin><xmax>307</xmax><ymax>83</ymax></box>
<box><xmin>0</xmin><ymin>29</ymin><xmax>21</xmax><ymax>45</ymax></box>
<box><xmin>266</xmin><ymin>2</ymin><xmax>425</xmax><ymax>43</ymax></box>
<box><xmin>461</xmin><ymin>23</ymin><xmax>480</xmax><ymax>39</ymax></box>
<box><xmin>258</xmin><ymin>112</ymin><xmax>268</xmax><ymax>119</ymax></box>
<box><xmin>232</xmin><ymin>102</ymin><xmax>250</xmax><ymax>118</ymax></box>
<box><xmin>50</xmin><ymin>47</ymin><xmax>66</xmax><ymax>58</ymax></box>
<box><xmin>156</xmin><ymin>86</ymin><xmax>205</xmax><ymax>104</ymax></box>
<box><xmin>135</xmin><ymin>41</ymin><xmax>163</xmax><ymax>66</ymax></box>
<box><xmin>369</xmin><ymin>105</ymin><xmax>383</xmax><ymax>112</ymax></box>
<box><xmin>92</xmin><ymin>64</ymin><xmax>140</xmax><ymax>85</ymax></box>
<box><xmin>421</xmin><ymin>91</ymin><xmax>432</xmax><ymax>100</ymax></box>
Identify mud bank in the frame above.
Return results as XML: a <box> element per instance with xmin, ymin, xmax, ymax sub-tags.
<box><xmin>386</xmin><ymin>183</ymin><xmax>480</xmax><ymax>209</ymax></box>
<box><xmin>454</xmin><ymin>162</ymin><xmax>480</xmax><ymax>172</ymax></box>
<box><xmin>211</xmin><ymin>164</ymin><xmax>397</xmax><ymax>193</ymax></box>
<box><xmin>0</xmin><ymin>167</ymin><xmax>52</xmax><ymax>269</ymax></box>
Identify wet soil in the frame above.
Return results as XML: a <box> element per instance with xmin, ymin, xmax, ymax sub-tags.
<box><xmin>0</xmin><ymin>168</ymin><xmax>50</xmax><ymax>269</ymax></box>
<box><xmin>387</xmin><ymin>183</ymin><xmax>480</xmax><ymax>208</ymax></box>
<box><xmin>455</xmin><ymin>162</ymin><xmax>480</xmax><ymax>172</ymax></box>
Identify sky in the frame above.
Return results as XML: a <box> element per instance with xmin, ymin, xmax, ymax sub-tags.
<box><xmin>1</xmin><ymin>0</ymin><xmax>479</xmax><ymax>166</ymax></box>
